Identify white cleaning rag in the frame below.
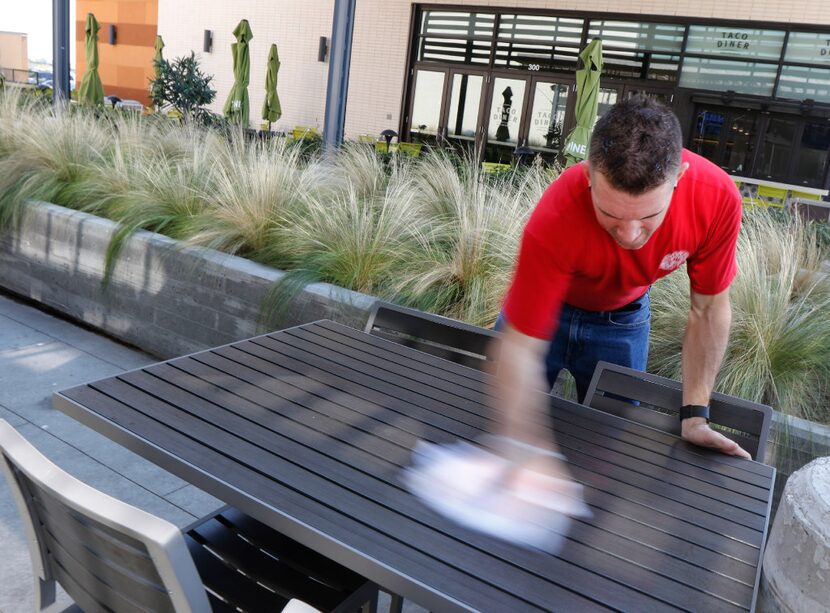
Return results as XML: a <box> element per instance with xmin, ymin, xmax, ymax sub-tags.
<box><xmin>404</xmin><ymin>437</ymin><xmax>591</xmax><ymax>553</ymax></box>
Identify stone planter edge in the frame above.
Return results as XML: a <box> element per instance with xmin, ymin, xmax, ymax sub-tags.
<box><xmin>0</xmin><ymin>201</ymin><xmax>376</xmax><ymax>358</ymax></box>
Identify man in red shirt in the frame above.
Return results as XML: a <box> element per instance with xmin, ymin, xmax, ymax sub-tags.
<box><xmin>495</xmin><ymin>96</ymin><xmax>751</xmax><ymax>470</ymax></box>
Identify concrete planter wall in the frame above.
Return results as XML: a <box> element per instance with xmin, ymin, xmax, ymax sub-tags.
<box><xmin>0</xmin><ymin>202</ymin><xmax>375</xmax><ymax>359</ymax></box>
<box><xmin>760</xmin><ymin>457</ymin><xmax>830</xmax><ymax>612</ymax></box>
<box><xmin>1</xmin><ymin>201</ymin><xmax>828</xmax><ymax>479</ymax></box>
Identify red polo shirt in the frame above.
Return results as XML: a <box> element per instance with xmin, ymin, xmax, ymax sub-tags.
<box><xmin>502</xmin><ymin>149</ymin><xmax>741</xmax><ymax>340</ymax></box>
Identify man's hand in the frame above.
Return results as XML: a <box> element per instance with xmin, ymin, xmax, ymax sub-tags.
<box><xmin>681</xmin><ymin>416</ymin><xmax>751</xmax><ymax>459</ymax></box>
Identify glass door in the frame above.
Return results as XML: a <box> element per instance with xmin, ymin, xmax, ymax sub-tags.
<box><xmin>595</xmin><ymin>86</ymin><xmax>621</xmax><ymax>125</ymax></box>
<box><xmin>689</xmin><ymin>106</ymin><xmax>761</xmax><ymax>176</ymax></box>
<box><xmin>622</xmin><ymin>84</ymin><xmax>675</xmax><ymax>106</ymax></box>
<box><xmin>525</xmin><ymin>78</ymin><xmax>572</xmax><ymax>163</ymax></box>
<box><xmin>483</xmin><ymin>75</ymin><xmax>529</xmax><ymax>163</ymax></box>
<box><xmin>443</xmin><ymin>70</ymin><xmax>486</xmax><ymax>157</ymax></box>
<box><xmin>408</xmin><ymin>68</ymin><xmax>448</xmax><ymax>148</ymax></box>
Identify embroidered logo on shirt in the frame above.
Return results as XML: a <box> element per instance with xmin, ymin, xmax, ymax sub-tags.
<box><xmin>659</xmin><ymin>250</ymin><xmax>689</xmax><ymax>271</ymax></box>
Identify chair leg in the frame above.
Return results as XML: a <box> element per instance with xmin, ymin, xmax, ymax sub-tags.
<box><xmin>389</xmin><ymin>593</ymin><xmax>404</xmax><ymax>613</ymax></box>
<box><xmin>35</xmin><ymin>577</ymin><xmax>56</xmax><ymax>611</ymax></box>
<box><xmin>332</xmin><ymin>581</ymin><xmax>379</xmax><ymax>613</ymax></box>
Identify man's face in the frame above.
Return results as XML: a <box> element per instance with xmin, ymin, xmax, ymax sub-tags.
<box><xmin>587</xmin><ymin>163</ymin><xmax>688</xmax><ymax>250</ymax></box>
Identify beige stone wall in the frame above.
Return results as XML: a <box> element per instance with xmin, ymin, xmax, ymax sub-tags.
<box><xmin>0</xmin><ymin>32</ymin><xmax>28</xmax><ymax>72</ymax></box>
<box><xmin>158</xmin><ymin>0</ymin><xmax>830</xmax><ymax>136</ymax></box>
<box><xmin>158</xmin><ymin>0</ymin><xmax>332</xmax><ymax>131</ymax></box>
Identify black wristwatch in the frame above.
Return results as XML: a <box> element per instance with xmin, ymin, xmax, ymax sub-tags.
<box><xmin>679</xmin><ymin>404</ymin><xmax>710</xmax><ymax>422</ymax></box>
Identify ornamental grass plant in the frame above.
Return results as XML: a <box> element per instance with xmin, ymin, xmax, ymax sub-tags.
<box><xmin>649</xmin><ymin>208</ymin><xmax>830</xmax><ymax>423</ymax></box>
<box><xmin>2</xmin><ymin>90</ymin><xmax>830</xmax><ymax>427</ymax></box>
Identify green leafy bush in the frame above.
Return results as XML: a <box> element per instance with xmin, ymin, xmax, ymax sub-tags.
<box><xmin>149</xmin><ymin>52</ymin><xmax>218</xmax><ymax>125</ymax></box>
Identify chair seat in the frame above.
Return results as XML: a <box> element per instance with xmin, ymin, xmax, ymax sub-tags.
<box><xmin>186</xmin><ymin>507</ymin><xmax>377</xmax><ymax>613</ymax></box>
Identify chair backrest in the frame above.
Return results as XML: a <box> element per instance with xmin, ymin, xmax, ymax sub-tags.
<box><xmin>374</xmin><ymin>141</ymin><xmax>398</xmax><ymax>154</ymax></box>
<box><xmin>790</xmin><ymin>190</ymin><xmax>822</xmax><ymax>202</ymax></box>
<box><xmin>293</xmin><ymin>126</ymin><xmax>318</xmax><ymax>140</ymax></box>
<box><xmin>756</xmin><ymin>184</ymin><xmax>788</xmax><ymax>208</ymax></box>
<box><xmin>364</xmin><ymin>301</ymin><xmax>499</xmax><ymax>371</ymax></box>
<box><xmin>0</xmin><ymin>419</ymin><xmax>210</xmax><ymax>613</ymax></box>
<box><xmin>482</xmin><ymin>162</ymin><xmax>512</xmax><ymax>174</ymax></box>
<box><xmin>357</xmin><ymin>134</ymin><xmax>377</xmax><ymax>144</ymax></box>
<box><xmin>583</xmin><ymin>362</ymin><xmax>773</xmax><ymax>461</ymax></box>
<box><xmin>397</xmin><ymin>142</ymin><xmax>422</xmax><ymax>157</ymax></box>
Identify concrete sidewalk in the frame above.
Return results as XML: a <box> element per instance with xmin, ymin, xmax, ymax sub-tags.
<box><xmin>0</xmin><ymin>291</ymin><xmax>223</xmax><ymax>612</ymax></box>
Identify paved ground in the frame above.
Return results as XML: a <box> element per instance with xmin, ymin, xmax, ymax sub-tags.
<box><xmin>0</xmin><ymin>290</ymin><xmax>225</xmax><ymax>612</ymax></box>
<box><xmin>0</xmin><ymin>290</ymin><xmax>415</xmax><ymax>613</ymax></box>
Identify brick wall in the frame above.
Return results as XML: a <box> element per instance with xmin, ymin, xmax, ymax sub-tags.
<box><xmin>76</xmin><ymin>0</ymin><xmax>158</xmax><ymax>106</ymax></box>
<box><xmin>158</xmin><ymin>0</ymin><xmax>332</xmax><ymax>131</ymax></box>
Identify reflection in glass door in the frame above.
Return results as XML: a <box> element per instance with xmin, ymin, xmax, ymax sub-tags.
<box><xmin>409</xmin><ymin>69</ymin><xmax>446</xmax><ymax>147</ymax></box>
<box><xmin>758</xmin><ymin>118</ymin><xmax>797</xmax><ymax>180</ymax></box>
<box><xmin>722</xmin><ymin>114</ymin><xmax>757</xmax><ymax>174</ymax></box>
<box><xmin>595</xmin><ymin>87</ymin><xmax>619</xmax><ymax>125</ymax></box>
<box><xmin>526</xmin><ymin>81</ymin><xmax>570</xmax><ymax>162</ymax></box>
<box><xmin>485</xmin><ymin>77</ymin><xmax>527</xmax><ymax>163</ymax></box>
<box><xmin>445</xmin><ymin>72</ymin><xmax>485</xmax><ymax>157</ymax></box>
<box><xmin>690</xmin><ymin>110</ymin><xmax>725</xmax><ymax>162</ymax></box>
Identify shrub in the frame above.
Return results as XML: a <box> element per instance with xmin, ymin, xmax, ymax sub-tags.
<box><xmin>649</xmin><ymin>209</ymin><xmax>830</xmax><ymax>422</ymax></box>
<box><xmin>149</xmin><ymin>52</ymin><xmax>218</xmax><ymax>125</ymax></box>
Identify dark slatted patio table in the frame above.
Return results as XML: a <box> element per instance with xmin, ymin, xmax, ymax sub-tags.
<box><xmin>53</xmin><ymin>320</ymin><xmax>775</xmax><ymax>613</ymax></box>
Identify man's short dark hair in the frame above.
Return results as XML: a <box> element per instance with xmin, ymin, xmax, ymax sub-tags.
<box><xmin>588</xmin><ymin>95</ymin><xmax>682</xmax><ymax>194</ymax></box>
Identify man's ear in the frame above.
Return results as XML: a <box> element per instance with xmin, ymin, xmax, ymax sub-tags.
<box><xmin>582</xmin><ymin>160</ymin><xmax>591</xmax><ymax>184</ymax></box>
<box><xmin>676</xmin><ymin>161</ymin><xmax>690</xmax><ymax>184</ymax></box>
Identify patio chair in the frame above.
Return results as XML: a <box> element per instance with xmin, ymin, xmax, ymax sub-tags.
<box><xmin>0</xmin><ymin>419</ymin><xmax>378</xmax><ymax>613</ymax></box>
<box><xmin>293</xmin><ymin>126</ymin><xmax>318</xmax><ymax>140</ymax></box>
<box><xmin>482</xmin><ymin>162</ymin><xmax>512</xmax><ymax>174</ymax></box>
<box><xmin>364</xmin><ymin>301</ymin><xmax>499</xmax><ymax>371</ymax></box>
<box><xmin>374</xmin><ymin>141</ymin><xmax>398</xmax><ymax>154</ymax></box>
<box><xmin>582</xmin><ymin>362</ymin><xmax>773</xmax><ymax>461</ymax></box>
<box><xmin>396</xmin><ymin>142</ymin><xmax>422</xmax><ymax>157</ymax></box>
<box><xmin>755</xmin><ymin>184</ymin><xmax>788</xmax><ymax>209</ymax></box>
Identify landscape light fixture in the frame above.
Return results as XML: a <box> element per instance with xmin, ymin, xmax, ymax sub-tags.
<box><xmin>318</xmin><ymin>36</ymin><xmax>328</xmax><ymax>62</ymax></box>
<box><xmin>513</xmin><ymin>143</ymin><xmax>535</xmax><ymax>166</ymax></box>
<box><xmin>380</xmin><ymin>129</ymin><xmax>398</xmax><ymax>152</ymax></box>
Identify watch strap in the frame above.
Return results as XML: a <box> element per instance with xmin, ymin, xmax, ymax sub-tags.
<box><xmin>679</xmin><ymin>404</ymin><xmax>710</xmax><ymax>422</ymax></box>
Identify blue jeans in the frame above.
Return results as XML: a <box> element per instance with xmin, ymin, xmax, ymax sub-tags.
<box><xmin>496</xmin><ymin>291</ymin><xmax>651</xmax><ymax>403</ymax></box>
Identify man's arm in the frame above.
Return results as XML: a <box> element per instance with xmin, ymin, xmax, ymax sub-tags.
<box><xmin>486</xmin><ymin>322</ymin><xmax>570</xmax><ymax>477</ymax></box>
<box><xmin>489</xmin><ymin>322</ymin><xmax>552</xmax><ymax>447</ymax></box>
<box><xmin>680</xmin><ymin>287</ymin><xmax>751</xmax><ymax>459</ymax></box>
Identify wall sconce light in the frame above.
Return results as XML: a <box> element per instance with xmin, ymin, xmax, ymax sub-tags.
<box><xmin>203</xmin><ymin>30</ymin><xmax>213</xmax><ymax>53</ymax></box>
<box><xmin>318</xmin><ymin>36</ymin><xmax>328</xmax><ymax>62</ymax></box>
<box><xmin>108</xmin><ymin>24</ymin><xmax>117</xmax><ymax>45</ymax></box>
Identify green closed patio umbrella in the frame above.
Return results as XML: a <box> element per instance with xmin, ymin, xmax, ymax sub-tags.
<box><xmin>153</xmin><ymin>35</ymin><xmax>165</xmax><ymax>78</ymax></box>
<box><xmin>562</xmin><ymin>38</ymin><xmax>603</xmax><ymax>167</ymax></box>
<box><xmin>261</xmin><ymin>43</ymin><xmax>282</xmax><ymax>129</ymax></box>
<box><xmin>223</xmin><ymin>19</ymin><xmax>253</xmax><ymax>126</ymax></box>
<box><xmin>78</xmin><ymin>13</ymin><xmax>104</xmax><ymax>107</ymax></box>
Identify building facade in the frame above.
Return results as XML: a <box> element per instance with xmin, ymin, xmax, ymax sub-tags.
<box><xmin>75</xmin><ymin>0</ymin><xmax>158</xmax><ymax>105</ymax></box>
<box><xmin>157</xmin><ymin>1</ymin><xmax>830</xmax><ymax>191</ymax></box>
<box><xmin>0</xmin><ymin>31</ymin><xmax>29</xmax><ymax>81</ymax></box>
<box><xmin>158</xmin><ymin>0</ymin><xmax>333</xmax><ymax>133</ymax></box>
